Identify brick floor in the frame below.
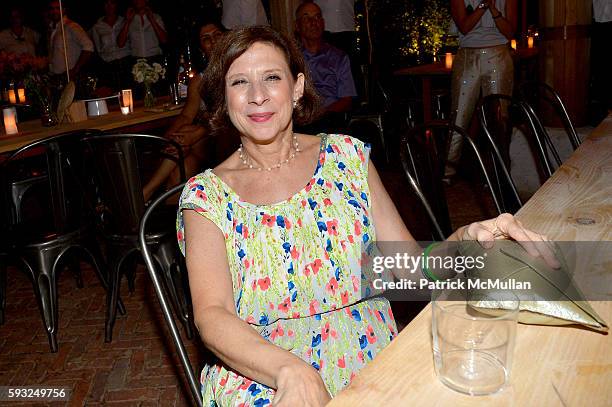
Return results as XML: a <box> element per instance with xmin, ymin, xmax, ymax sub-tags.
<box><xmin>0</xmin><ymin>166</ymin><xmax>493</xmax><ymax>406</ymax></box>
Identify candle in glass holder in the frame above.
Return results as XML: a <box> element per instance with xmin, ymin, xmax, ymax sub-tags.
<box><xmin>511</xmin><ymin>39</ymin><xmax>517</xmax><ymax>50</ymax></box>
<box><xmin>121</xmin><ymin>89</ymin><xmax>133</xmax><ymax>113</ymax></box>
<box><xmin>17</xmin><ymin>88</ymin><xmax>26</xmax><ymax>103</ymax></box>
<box><xmin>8</xmin><ymin>89</ymin><xmax>17</xmax><ymax>104</ymax></box>
<box><xmin>527</xmin><ymin>36</ymin><xmax>534</xmax><ymax>48</ymax></box>
<box><xmin>445</xmin><ymin>53</ymin><xmax>453</xmax><ymax>69</ymax></box>
<box><xmin>3</xmin><ymin>107</ymin><xmax>18</xmax><ymax>135</ymax></box>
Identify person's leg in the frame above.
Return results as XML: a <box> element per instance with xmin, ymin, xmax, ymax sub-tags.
<box><xmin>447</xmin><ymin>47</ymin><xmax>482</xmax><ymax>175</ymax></box>
<box><xmin>480</xmin><ymin>46</ymin><xmax>514</xmax><ymax>166</ymax></box>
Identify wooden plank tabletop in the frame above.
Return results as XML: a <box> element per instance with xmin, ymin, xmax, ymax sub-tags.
<box><xmin>0</xmin><ymin>102</ymin><xmax>183</xmax><ymax>154</ymax></box>
<box><xmin>328</xmin><ymin>113</ymin><xmax>612</xmax><ymax>406</ymax></box>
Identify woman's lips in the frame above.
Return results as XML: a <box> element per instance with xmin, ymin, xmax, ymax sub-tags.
<box><xmin>248</xmin><ymin>112</ymin><xmax>274</xmax><ymax>123</ymax></box>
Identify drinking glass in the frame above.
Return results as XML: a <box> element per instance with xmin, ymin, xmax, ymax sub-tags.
<box><xmin>432</xmin><ymin>281</ymin><xmax>519</xmax><ymax>395</ymax></box>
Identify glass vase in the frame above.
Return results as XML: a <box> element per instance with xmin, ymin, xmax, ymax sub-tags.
<box><xmin>144</xmin><ymin>82</ymin><xmax>155</xmax><ymax>108</ymax></box>
<box><xmin>40</xmin><ymin>101</ymin><xmax>58</xmax><ymax>127</ymax></box>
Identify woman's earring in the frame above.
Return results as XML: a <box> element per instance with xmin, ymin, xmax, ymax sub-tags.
<box><xmin>293</xmin><ymin>100</ymin><xmax>297</xmax><ymax>108</ymax></box>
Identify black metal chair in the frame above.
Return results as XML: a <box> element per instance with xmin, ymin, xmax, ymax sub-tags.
<box><xmin>0</xmin><ymin>131</ymin><xmax>121</xmax><ymax>351</ymax></box>
<box><xmin>81</xmin><ymin>133</ymin><xmax>194</xmax><ymax>343</ymax></box>
<box><xmin>519</xmin><ymin>81</ymin><xmax>581</xmax><ymax>150</ymax></box>
<box><xmin>140</xmin><ymin>182</ymin><xmax>203</xmax><ymax>407</ymax></box>
<box><xmin>348</xmin><ymin>78</ymin><xmax>393</xmax><ymax>165</ymax></box>
<box><xmin>478</xmin><ymin>94</ymin><xmax>559</xmax><ymax>208</ymax></box>
<box><xmin>400</xmin><ymin>121</ymin><xmax>505</xmax><ymax>240</ymax></box>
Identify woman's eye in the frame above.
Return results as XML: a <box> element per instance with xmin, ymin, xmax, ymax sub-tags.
<box><xmin>231</xmin><ymin>79</ymin><xmax>247</xmax><ymax>86</ymax></box>
<box><xmin>266</xmin><ymin>75</ymin><xmax>281</xmax><ymax>81</ymax></box>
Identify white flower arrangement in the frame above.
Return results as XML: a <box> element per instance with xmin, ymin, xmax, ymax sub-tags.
<box><xmin>131</xmin><ymin>58</ymin><xmax>166</xmax><ymax>84</ymax></box>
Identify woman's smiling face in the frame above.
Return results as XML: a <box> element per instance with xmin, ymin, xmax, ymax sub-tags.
<box><xmin>225</xmin><ymin>42</ymin><xmax>304</xmax><ymax>144</ymax></box>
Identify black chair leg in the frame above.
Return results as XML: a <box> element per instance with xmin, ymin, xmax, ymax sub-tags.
<box><xmin>22</xmin><ymin>255</ymin><xmax>59</xmax><ymax>352</ymax></box>
<box><xmin>105</xmin><ymin>256</ymin><xmax>124</xmax><ymax>343</ymax></box>
<box><xmin>0</xmin><ymin>260</ymin><xmax>6</xmax><ymax>325</ymax></box>
<box><xmin>82</xmin><ymin>240</ymin><xmax>126</xmax><ymax>316</ymax></box>
<box><xmin>156</xmin><ymin>242</ymin><xmax>194</xmax><ymax>339</ymax></box>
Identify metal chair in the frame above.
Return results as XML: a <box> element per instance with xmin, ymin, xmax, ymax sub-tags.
<box><xmin>400</xmin><ymin>121</ymin><xmax>505</xmax><ymax>240</ymax></box>
<box><xmin>81</xmin><ymin>134</ymin><xmax>194</xmax><ymax>342</ymax></box>
<box><xmin>140</xmin><ymin>182</ymin><xmax>203</xmax><ymax>407</ymax></box>
<box><xmin>0</xmin><ymin>131</ymin><xmax>121</xmax><ymax>351</ymax></box>
<box><xmin>478</xmin><ymin>94</ymin><xmax>559</xmax><ymax>208</ymax></box>
<box><xmin>349</xmin><ymin>78</ymin><xmax>393</xmax><ymax>164</ymax></box>
<box><xmin>519</xmin><ymin>81</ymin><xmax>581</xmax><ymax>150</ymax></box>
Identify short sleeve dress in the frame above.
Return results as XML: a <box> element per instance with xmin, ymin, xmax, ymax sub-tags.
<box><xmin>177</xmin><ymin>134</ymin><xmax>398</xmax><ymax>406</ymax></box>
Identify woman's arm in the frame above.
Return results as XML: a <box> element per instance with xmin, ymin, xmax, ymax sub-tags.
<box><xmin>451</xmin><ymin>0</ymin><xmax>488</xmax><ymax>35</ymax></box>
<box><xmin>182</xmin><ymin>210</ymin><xmax>330</xmax><ymax>405</ymax></box>
<box><xmin>489</xmin><ymin>0</ymin><xmax>517</xmax><ymax>40</ymax></box>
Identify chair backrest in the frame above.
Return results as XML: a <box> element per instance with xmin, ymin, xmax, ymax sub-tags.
<box><xmin>81</xmin><ymin>134</ymin><xmax>185</xmax><ymax>235</ymax></box>
<box><xmin>478</xmin><ymin>94</ymin><xmax>559</xmax><ymax>202</ymax></box>
<box><xmin>519</xmin><ymin>81</ymin><xmax>581</xmax><ymax>150</ymax></box>
<box><xmin>0</xmin><ymin>130</ymin><xmax>102</xmax><ymax>233</ymax></box>
<box><xmin>139</xmin><ymin>182</ymin><xmax>203</xmax><ymax>407</ymax></box>
<box><xmin>399</xmin><ymin>121</ymin><xmax>504</xmax><ymax>240</ymax></box>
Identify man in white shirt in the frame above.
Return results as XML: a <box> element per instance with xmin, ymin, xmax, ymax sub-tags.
<box><xmin>47</xmin><ymin>0</ymin><xmax>94</xmax><ymax>76</ymax></box>
<box><xmin>91</xmin><ymin>0</ymin><xmax>132</xmax><ymax>90</ymax></box>
<box><xmin>117</xmin><ymin>0</ymin><xmax>167</xmax><ymax>61</ymax></box>
<box><xmin>0</xmin><ymin>7</ymin><xmax>40</xmax><ymax>56</ymax></box>
<box><xmin>221</xmin><ymin>0</ymin><xmax>269</xmax><ymax>29</ymax></box>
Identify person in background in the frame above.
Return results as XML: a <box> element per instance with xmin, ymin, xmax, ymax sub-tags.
<box><xmin>446</xmin><ymin>0</ymin><xmax>516</xmax><ymax>179</ymax></box>
<box><xmin>117</xmin><ymin>0</ymin><xmax>167</xmax><ymax>63</ymax></box>
<box><xmin>143</xmin><ymin>20</ymin><xmax>228</xmax><ymax>201</ymax></box>
<box><xmin>177</xmin><ymin>25</ymin><xmax>556</xmax><ymax>406</ymax></box>
<box><xmin>0</xmin><ymin>6</ymin><xmax>40</xmax><ymax>56</ymax></box>
<box><xmin>47</xmin><ymin>0</ymin><xmax>93</xmax><ymax>77</ymax></box>
<box><xmin>313</xmin><ymin>0</ymin><xmax>355</xmax><ymax>58</ymax></box>
<box><xmin>295</xmin><ymin>1</ymin><xmax>357</xmax><ymax>133</ymax></box>
<box><xmin>221</xmin><ymin>0</ymin><xmax>268</xmax><ymax>29</ymax></box>
<box><xmin>90</xmin><ymin>0</ymin><xmax>131</xmax><ymax>90</ymax></box>
<box><xmin>591</xmin><ymin>0</ymin><xmax>612</xmax><ymax>117</ymax></box>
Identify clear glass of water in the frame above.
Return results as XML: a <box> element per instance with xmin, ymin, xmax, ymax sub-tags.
<box><xmin>432</xmin><ymin>282</ymin><xmax>519</xmax><ymax>396</ymax></box>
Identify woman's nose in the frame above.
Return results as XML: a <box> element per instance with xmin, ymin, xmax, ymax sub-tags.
<box><xmin>248</xmin><ymin>81</ymin><xmax>269</xmax><ymax>105</ymax></box>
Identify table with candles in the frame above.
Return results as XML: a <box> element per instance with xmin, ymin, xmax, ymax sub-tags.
<box><xmin>0</xmin><ymin>99</ymin><xmax>183</xmax><ymax>154</ymax></box>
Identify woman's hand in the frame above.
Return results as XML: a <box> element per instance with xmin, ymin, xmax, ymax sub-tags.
<box><xmin>461</xmin><ymin>213</ymin><xmax>560</xmax><ymax>269</ymax></box>
<box><xmin>273</xmin><ymin>363</ymin><xmax>331</xmax><ymax>407</ymax></box>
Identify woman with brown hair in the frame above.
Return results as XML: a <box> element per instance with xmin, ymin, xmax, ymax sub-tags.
<box><xmin>177</xmin><ymin>25</ymin><xmax>553</xmax><ymax>406</ymax></box>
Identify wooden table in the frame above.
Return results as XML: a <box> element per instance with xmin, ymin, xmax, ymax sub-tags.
<box><xmin>0</xmin><ymin>102</ymin><xmax>183</xmax><ymax>154</ymax></box>
<box><xmin>328</xmin><ymin>113</ymin><xmax>612</xmax><ymax>406</ymax></box>
<box><xmin>394</xmin><ymin>62</ymin><xmax>451</xmax><ymax>122</ymax></box>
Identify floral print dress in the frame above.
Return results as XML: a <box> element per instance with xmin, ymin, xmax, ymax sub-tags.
<box><xmin>177</xmin><ymin>134</ymin><xmax>398</xmax><ymax>406</ymax></box>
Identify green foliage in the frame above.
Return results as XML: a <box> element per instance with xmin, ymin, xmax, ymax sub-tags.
<box><xmin>368</xmin><ymin>0</ymin><xmax>451</xmax><ymax>65</ymax></box>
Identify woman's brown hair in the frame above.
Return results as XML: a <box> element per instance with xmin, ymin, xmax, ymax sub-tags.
<box><xmin>201</xmin><ymin>25</ymin><xmax>320</xmax><ymax>140</ymax></box>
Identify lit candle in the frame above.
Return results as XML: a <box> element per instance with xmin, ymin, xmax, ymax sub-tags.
<box><xmin>527</xmin><ymin>36</ymin><xmax>534</xmax><ymax>48</ymax></box>
<box><xmin>511</xmin><ymin>39</ymin><xmax>517</xmax><ymax>50</ymax></box>
<box><xmin>17</xmin><ymin>88</ymin><xmax>26</xmax><ymax>104</ymax></box>
<box><xmin>121</xmin><ymin>89</ymin><xmax>133</xmax><ymax>113</ymax></box>
<box><xmin>8</xmin><ymin>89</ymin><xmax>17</xmax><ymax>104</ymax></box>
<box><xmin>3</xmin><ymin>107</ymin><xmax>18</xmax><ymax>135</ymax></box>
<box><xmin>445</xmin><ymin>52</ymin><xmax>453</xmax><ymax>69</ymax></box>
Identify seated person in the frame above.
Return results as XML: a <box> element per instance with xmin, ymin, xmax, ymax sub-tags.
<box><xmin>294</xmin><ymin>1</ymin><xmax>357</xmax><ymax>134</ymax></box>
<box><xmin>143</xmin><ymin>20</ymin><xmax>227</xmax><ymax>201</ymax></box>
<box><xmin>177</xmin><ymin>25</ymin><xmax>557</xmax><ymax>406</ymax></box>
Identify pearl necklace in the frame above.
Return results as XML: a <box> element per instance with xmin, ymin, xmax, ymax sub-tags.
<box><xmin>238</xmin><ymin>134</ymin><xmax>301</xmax><ymax>171</ymax></box>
